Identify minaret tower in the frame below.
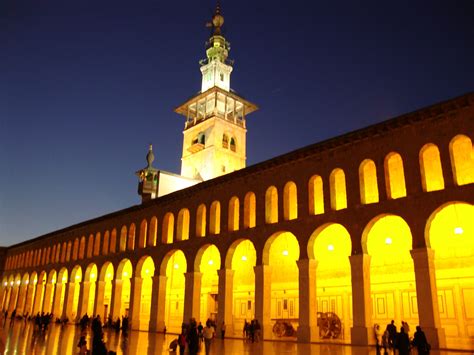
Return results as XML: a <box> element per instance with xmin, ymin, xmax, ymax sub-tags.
<box><xmin>136</xmin><ymin>144</ymin><xmax>159</xmax><ymax>202</ymax></box>
<box><xmin>175</xmin><ymin>2</ymin><xmax>258</xmax><ymax>181</ymax></box>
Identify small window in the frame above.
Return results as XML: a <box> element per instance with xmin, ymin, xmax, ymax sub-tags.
<box><xmin>220</xmin><ymin>73</ymin><xmax>224</xmax><ymax>81</ymax></box>
<box><xmin>222</xmin><ymin>134</ymin><xmax>229</xmax><ymax>148</ymax></box>
<box><xmin>222</xmin><ymin>165</ymin><xmax>226</xmax><ymax>173</ymax></box>
<box><xmin>230</xmin><ymin>137</ymin><xmax>236</xmax><ymax>152</ymax></box>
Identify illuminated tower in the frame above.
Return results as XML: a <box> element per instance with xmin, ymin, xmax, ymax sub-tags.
<box><xmin>175</xmin><ymin>3</ymin><xmax>258</xmax><ymax>181</ymax></box>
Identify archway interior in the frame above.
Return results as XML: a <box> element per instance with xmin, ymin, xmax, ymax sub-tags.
<box><xmin>366</xmin><ymin>215</ymin><xmax>418</xmax><ymax>330</ymax></box>
<box><xmin>165</xmin><ymin>250</ymin><xmax>186</xmax><ymax>333</ymax></box>
<box><xmin>85</xmin><ymin>264</ymin><xmax>98</xmax><ymax>316</ymax></box>
<box><xmin>199</xmin><ymin>245</ymin><xmax>220</xmax><ymax>323</ymax></box>
<box><xmin>17</xmin><ymin>274</ymin><xmax>30</xmax><ymax>314</ymax></box>
<box><xmin>138</xmin><ymin>256</ymin><xmax>155</xmax><ymax>330</ymax></box>
<box><xmin>428</xmin><ymin>202</ymin><xmax>474</xmax><ymax>345</ymax></box>
<box><xmin>268</xmin><ymin>232</ymin><xmax>300</xmax><ymax>335</ymax></box>
<box><xmin>34</xmin><ymin>272</ymin><xmax>47</xmax><ymax>315</ymax></box>
<box><xmin>231</xmin><ymin>240</ymin><xmax>256</xmax><ymax>334</ymax></box>
<box><xmin>71</xmin><ymin>267</ymin><xmax>82</xmax><ymax>320</ymax></box>
<box><xmin>313</xmin><ymin>224</ymin><xmax>352</xmax><ymax>340</ymax></box>
<box><xmin>56</xmin><ymin>269</ymin><xmax>68</xmax><ymax>317</ymax></box>
<box><xmin>101</xmin><ymin>263</ymin><xmax>114</xmax><ymax>320</ymax></box>
<box><xmin>118</xmin><ymin>260</ymin><xmax>132</xmax><ymax>318</ymax></box>
<box><xmin>44</xmin><ymin>270</ymin><xmax>57</xmax><ymax>313</ymax></box>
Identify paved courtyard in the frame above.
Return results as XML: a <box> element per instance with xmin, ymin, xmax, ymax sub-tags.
<box><xmin>0</xmin><ymin>320</ymin><xmax>471</xmax><ymax>354</ymax></box>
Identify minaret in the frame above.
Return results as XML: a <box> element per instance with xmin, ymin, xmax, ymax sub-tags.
<box><xmin>175</xmin><ymin>2</ymin><xmax>258</xmax><ymax>181</ymax></box>
<box><xmin>136</xmin><ymin>144</ymin><xmax>159</xmax><ymax>202</ymax></box>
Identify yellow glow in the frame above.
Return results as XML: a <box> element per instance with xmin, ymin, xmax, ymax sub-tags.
<box><xmin>123</xmin><ymin>271</ymin><xmax>128</xmax><ymax>277</ymax></box>
<box><xmin>327</xmin><ymin>244</ymin><xmax>334</xmax><ymax>251</ymax></box>
<box><xmin>75</xmin><ymin>275</ymin><xmax>80</xmax><ymax>280</ymax></box>
<box><xmin>454</xmin><ymin>227</ymin><xmax>464</xmax><ymax>235</ymax></box>
<box><xmin>3</xmin><ymin>282</ymin><xmax>6</xmax><ymax>286</ymax></box>
<box><xmin>174</xmin><ymin>263</ymin><xmax>179</xmax><ymax>269</ymax></box>
<box><xmin>385</xmin><ymin>237</ymin><xmax>392</xmax><ymax>245</ymax></box>
<box><xmin>16</xmin><ymin>280</ymin><xmax>20</xmax><ymax>285</ymax></box>
<box><xmin>330</xmin><ymin>168</ymin><xmax>347</xmax><ymax>210</ymax></box>
<box><xmin>450</xmin><ymin>135</ymin><xmax>474</xmax><ymax>186</ymax></box>
<box><xmin>10</xmin><ymin>281</ymin><xmax>13</xmax><ymax>286</ymax></box>
<box><xmin>145</xmin><ymin>269</ymin><xmax>149</xmax><ymax>274</ymax></box>
<box><xmin>62</xmin><ymin>276</ymin><xmax>67</xmax><ymax>283</ymax></box>
<box><xmin>282</xmin><ymin>250</ymin><xmax>289</xmax><ymax>256</ymax></box>
<box><xmin>208</xmin><ymin>259</ymin><xmax>214</xmax><ymax>265</ymax></box>
<box><xmin>241</xmin><ymin>255</ymin><xmax>247</xmax><ymax>261</ymax></box>
<box><xmin>420</xmin><ymin>144</ymin><xmax>445</xmax><ymax>192</ymax></box>
<box><xmin>107</xmin><ymin>273</ymin><xmax>111</xmax><ymax>278</ymax></box>
<box><xmin>384</xmin><ymin>152</ymin><xmax>407</xmax><ymax>199</ymax></box>
<box><xmin>25</xmin><ymin>280</ymin><xmax>29</xmax><ymax>285</ymax></box>
<box><xmin>359</xmin><ymin>159</ymin><xmax>379</xmax><ymax>204</ymax></box>
<box><xmin>34</xmin><ymin>279</ymin><xmax>37</xmax><ymax>284</ymax></box>
<box><xmin>91</xmin><ymin>273</ymin><xmax>95</xmax><ymax>279</ymax></box>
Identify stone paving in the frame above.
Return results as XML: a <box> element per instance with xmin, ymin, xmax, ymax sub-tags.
<box><xmin>0</xmin><ymin>320</ymin><xmax>472</xmax><ymax>354</ymax></box>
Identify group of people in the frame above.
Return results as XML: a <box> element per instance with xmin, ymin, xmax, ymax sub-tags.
<box><xmin>4</xmin><ymin>309</ymin><xmax>55</xmax><ymax>332</ymax></box>
<box><xmin>374</xmin><ymin>320</ymin><xmax>431</xmax><ymax>354</ymax></box>
<box><xmin>77</xmin><ymin>314</ymin><xmax>117</xmax><ymax>354</ymax></box>
<box><xmin>243</xmin><ymin>319</ymin><xmax>261</xmax><ymax>343</ymax></box>
<box><xmin>170</xmin><ymin>318</ymin><xmax>218</xmax><ymax>355</ymax></box>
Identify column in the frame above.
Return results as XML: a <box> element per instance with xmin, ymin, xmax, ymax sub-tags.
<box><xmin>32</xmin><ymin>283</ymin><xmax>44</xmax><ymax>315</ymax></box>
<box><xmin>110</xmin><ymin>279</ymin><xmax>123</xmax><ymax>320</ymax></box>
<box><xmin>254</xmin><ymin>265</ymin><xmax>272</xmax><ymax>339</ymax></box>
<box><xmin>42</xmin><ymin>282</ymin><xmax>54</xmax><ymax>313</ymax></box>
<box><xmin>52</xmin><ymin>282</ymin><xmax>64</xmax><ymax>317</ymax></box>
<box><xmin>129</xmin><ymin>276</ymin><xmax>143</xmax><ymax>330</ymax></box>
<box><xmin>350</xmin><ymin>253</ymin><xmax>373</xmax><ymax>345</ymax></box>
<box><xmin>183</xmin><ymin>272</ymin><xmax>202</xmax><ymax>323</ymax></box>
<box><xmin>149</xmin><ymin>275</ymin><xmax>167</xmax><ymax>332</ymax></box>
<box><xmin>216</xmin><ymin>269</ymin><xmax>234</xmax><ymax>336</ymax></box>
<box><xmin>77</xmin><ymin>281</ymin><xmax>90</xmax><ymax>318</ymax></box>
<box><xmin>297</xmin><ymin>259</ymin><xmax>318</xmax><ymax>342</ymax></box>
<box><xmin>24</xmin><ymin>284</ymin><xmax>36</xmax><ymax>315</ymax></box>
<box><xmin>411</xmin><ymin>248</ymin><xmax>446</xmax><ymax>349</ymax></box>
<box><xmin>94</xmin><ymin>281</ymin><xmax>106</xmax><ymax>319</ymax></box>
<box><xmin>62</xmin><ymin>282</ymin><xmax>75</xmax><ymax>321</ymax></box>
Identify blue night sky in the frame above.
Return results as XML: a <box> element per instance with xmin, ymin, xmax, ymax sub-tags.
<box><xmin>1</xmin><ymin>0</ymin><xmax>473</xmax><ymax>246</ymax></box>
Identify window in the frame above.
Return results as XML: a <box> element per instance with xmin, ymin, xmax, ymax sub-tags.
<box><xmin>220</xmin><ymin>73</ymin><xmax>224</xmax><ymax>81</ymax></box>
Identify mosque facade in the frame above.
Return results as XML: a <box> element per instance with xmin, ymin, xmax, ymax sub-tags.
<box><xmin>1</xmin><ymin>5</ymin><xmax>473</xmax><ymax>351</ymax></box>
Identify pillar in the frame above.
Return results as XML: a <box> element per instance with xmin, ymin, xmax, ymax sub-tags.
<box><xmin>297</xmin><ymin>259</ymin><xmax>318</xmax><ymax>342</ymax></box>
<box><xmin>42</xmin><ymin>282</ymin><xmax>54</xmax><ymax>313</ymax></box>
<box><xmin>149</xmin><ymin>275</ymin><xmax>167</xmax><ymax>332</ymax></box>
<box><xmin>77</xmin><ymin>281</ymin><xmax>90</xmax><ymax>318</ymax></box>
<box><xmin>254</xmin><ymin>264</ymin><xmax>272</xmax><ymax>339</ymax></box>
<box><xmin>129</xmin><ymin>276</ymin><xmax>143</xmax><ymax>330</ymax></box>
<box><xmin>183</xmin><ymin>272</ymin><xmax>202</xmax><ymax>323</ymax></box>
<box><xmin>411</xmin><ymin>248</ymin><xmax>446</xmax><ymax>349</ymax></box>
<box><xmin>110</xmin><ymin>279</ymin><xmax>122</xmax><ymax>320</ymax></box>
<box><xmin>94</xmin><ymin>281</ymin><xmax>106</xmax><ymax>319</ymax></box>
<box><xmin>16</xmin><ymin>285</ymin><xmax>27</xmax><ymax>315</ymax></box>
<box><xmin>24</xmin><ymin>284</ymin><xmax>36</xmax><ymax>316</ymax></box>
<box><xmin>32</xmin><ymin>283</ymin><xmax>44</xmax><ymax>315</ymax></box>
<box><xmin>216</xmin><ymin>269</ymin><xmax>234</xmax><ymax>336</ymax></box>
<box><xmin>62</xmin><ymin>282</ymin><xmax>76</xmax><ymax>321</ymax></box>
<box><xmin>350</xmin><ymin>253</ymin><xmax>373</xmax><ymax>345</ymax></box>
<box><xmin>52</xmin><ymin>282</ymin><xmax>64</xmax><ymax>317</ymax></box>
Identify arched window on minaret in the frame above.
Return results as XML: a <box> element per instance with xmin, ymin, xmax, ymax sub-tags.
<box><xmin>230</xmin><ymin>137</ymin><xmax>236</xmax><ymax>152</ymax></box>
<box><xmin>222</xmin><ymin>134</ymin><xmax>229</xmax><ymax>148</ymax></box>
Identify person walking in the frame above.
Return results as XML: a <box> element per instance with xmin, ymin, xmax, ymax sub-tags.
<box><xmin>396</xmin><ymin>327</ymin><xmax>411</xmax><ymax>355</ymax></box>
<box><xmin>203</xmin><ymin>320</ymin><xmax>215</xmax><ymax>355</ymax></box>
<box><xmin>220</xmin><ymin>321</ymin><xmax>226</xmax><ymax>339</ymax></box>
<box><xmin>412</xmin><ymin>326</ymin><xmax>430</xmax><ymax>355</ymax></box>
<box><xmin>186</xmin><ymin>319</ymin><xmax>199</xmax><ymax>355</ymax></box>
<box><xmin>386</xmin><ymin>320</ymin><xmax>397</xmax><ymax>349</ymax></box>
<box><xmin>374</xmin><ymin>324</ymin><xmax>382</xmax><ymax>355</ymax></box>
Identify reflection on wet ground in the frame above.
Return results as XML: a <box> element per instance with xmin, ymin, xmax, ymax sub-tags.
<box><xmin>0</xmin><ymin>320</ymin><xmax>471</xmax><ymax>354</ymax></box>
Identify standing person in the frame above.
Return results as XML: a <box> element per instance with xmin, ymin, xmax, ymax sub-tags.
<box><xmin>197</xmin><ymin>322</ymin><xmax>204</xmax><ymax>344</ymax></box>
<box><xmin>178</xmin><ymin>328</ymin><xmax>187</xmax><ymax>355</ymax></box>
<box><xmin>374</xmin><ymin>324</ymin><xmax>382</xmax><ymax>355</ymax></box>
<box><xmin>243</xmin><ymin>320</ymin><xmax>248</xmax><ymax>340</ymax></box>
<box><xmin>249</xmin><ymin>320</ymin><xmax>255</xmax><ymax>343</ymax></box>
<box><xmin>10</xmin><ymin>309</ymin><xmax>16</xmax><ymax>326</ymax></box>
<box><xmin>220</xmin><ymin>321</ymin><xmax>226</xmax><ymax>339</ymax></box>
<box><xmin>254</xmin><ymin>320</ymin><xmax>261</xmax><ymax>343</ymax></box>
<box><xmin>186</xmin><ymin>320</ymin><xmax>199</xmax><ymax>355</ymax></box>
<box><xmin>77</xmin><ymin>335</ymin><xmax>88</xmax><ymax>354</ymax></box>
<box><xmin>386</xmin><ymin>320</ymin><xmax>397</xmax><ymax>349</ymax></box>
<box><xmin>203</xmin><ymin>320</ymin><xmax>215</xmax><ymax>355</ymax></box>
<box><xmin>412</xmin><ymin>326</ymin><xmax>430</xmax><ymax>355</ymax></box>
<box><xmin>396</xmin><ymin>327</ymin><xmax>411</xmax><ymax>355</ymax></box>
<box><xmin>382</xmin><ymin>329</ymin><xmax>390</xmax><ymax>355</ymax></box>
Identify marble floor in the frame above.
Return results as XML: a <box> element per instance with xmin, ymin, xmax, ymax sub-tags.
<box><xmin>0</xmin><ymin>320</ymin><xmax>471</xmax><ymax>354</ymax></box>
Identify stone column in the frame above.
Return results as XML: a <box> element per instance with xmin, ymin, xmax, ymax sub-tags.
<box><xmin>62</xmin><ymin>282</ymin><xmax>75</xmax><ymax>321</ymax></box>
<box><xmin>8</xmin><ymin>287</ymin><xmax>19</xmax><ymax>313</ymax></box>
<box><xmin>217</xmin><ymin>269</ymin><xmax>234</xmax><ymax>336</ymax></box>
<box><xmin>183</xmin><ymin>272</ymin><xmax>202</xmax><ymax>323</ymax></box>
<box><xmin>42</xmin><ymin>283</ymin><xmax>54</xmax><ymax>313</ymax></box>
<box><xmin>77</xmin><ymin>281</ymin><xmax>90</xmax><ymax>318</ymax></box>
<box><xmin>110</xmin><ymin>279</ymin><xmax>123</xmax><ymax>320</ymax></box>
<box><xmin>129</xmin><ymin>276</ymin><xmax>143</xmax><ymax>330</ymax></box>
<box><xmin>52</xmin><ymin>283</ymin><xmax>64</xmax><ymax>317</ymax></box>
<box><xmin>32</xmin><ymin>283</ymin><xmax>44</xmax><ymax>315</ymax></box>
<box><xmin>254</xmin><ymin>265</ymin><xmax>272</xmax><ymax>339</ymax></box>
<box><xmin>94</xmin><ymin>281</ymin><xmax>106</xmax><ymax>319</ymax></box>
<box><xmin>24</xmin><ymin>284</ymin><xmax>36</xmax><ymax>315</ymax></box>
<box><xmin>149</xmin><ymin>275</ymin><xmax>167</xmax><ymax>332</ymax></box>
<box><xmin>350</xmin><ymin>253</ymin><xmax>373</xmax><ymax>345</ymax></box>
<box><xmin>410</xmin><ymin>248</ymin><xmax>446</xmax><ymax>349</ymax></box>
<box><xmin>16</xmin><ymin>286</ymin><xmax>27</xmax><ymax>315</ymax></box>
<box><xmin>297</xmin><ymin>259</ymin><xmax>318</xmax><ymax>342</ymax></box>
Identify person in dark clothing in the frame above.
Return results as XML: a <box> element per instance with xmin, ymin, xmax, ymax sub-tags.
<box><xmin>386</xmin><ymin>320</ymin><xmax>397</xmax><ymax>349</ymax></box>
<box><xmin>396</xmin><ymin>327</ymin><xmax>411</xmax><ymax>355</ymax></box>
<box><xmin>92</xmin><ymin>331</ymin><xmax>108</xmax><ymax>355</ymax></box>
<box><xmin>186</xmin><ymin>320</ymin><xmax>199</xmax><ymax>355</ymax></box>
<box><xmin>412</xmin><ymin>326</ymin><xmax>430</xmax><ymax>355</ymax></box>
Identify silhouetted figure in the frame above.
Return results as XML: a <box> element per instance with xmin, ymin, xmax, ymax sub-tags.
<box><xmin>396</xmin><ymin>327</ymin><xmax>411</xmax><ymax>355</ymax></box>
<box><xmin>412</xmin><ymin>326</ymin><xmax>430</xmax><ymax>355</ymax></box>
<box><xmin>186</xmin><ymin>320</ymin><xmax>199</xmax><ymax>355</ymax></box>
<box><xmin>374</xmin><ymin>324</ymin><xmax>382</xmax><ymax>355</ymax></box>
<box><xmin>92</xmin><ymin>331</ymin><xmax>108</xmax><ymax>355</ymax></box>
<box><xmin>254</xmin><ymin>320</ymin><xmax>261</xmax><ymax>342</ymax></box>
<box><xmin>203</xmin><ymin>320</ymin><xmax>215</xmax><ymax>355</ymax></box>
<box><xmin>10</xmin><ymin>309</ymin><xmax>16</xmax><ymax>325</ymax></box>
<box><xmin>220</xmin><ymin>321</ymin><xmax>226</xmax><ymax>339</ymax></box>
<box><xmin>386</xmin><ymin>320</ymin><xmax>397</xmax><ymax>349</ymax></box>
<box><xmin>178</xmin><ymin>328</ymin><xmax>187</xmax><ymax>355</ymax></box>
<box><xmin>114</xmin><ymin>318</ymin><xmax>121</xmax><ymax>333</ymax></box>
<box><xmin>78</xmin><ymin>335</ymin><xmax>88</xmax><ymax>354</ymax></box>
<box><xmin>197</xmin><ymin>322</ymin><xmax>204</xmax><ymax>343</ymax></box>
<box><xmin>121</xmin><ymin>316</ymin><xmax>129</xmax><ymax>334</ymax></box>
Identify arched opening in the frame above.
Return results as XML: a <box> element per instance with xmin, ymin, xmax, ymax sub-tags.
<box><xmin>196</xmin><ymin>204</ymin><xmax>207</xmax><ymax>237</ymax></box>
<box><xmin>230</xmin><ymin>137</ymin><xmax>236</xmax><ymax>152</ymax></box>
<box><xmin>243</xmin><ymin>192</ymin><xmax>256</xmax><ymax>229</ymax></box>
<box><xmin>449</xmin><ymin>135</ymin><xmax>474</xmax><ymax>186</ymax></box>
<box><xmin>362</xmin><ymin>215</ymin><xmax>418</xmax><ymax>331</ymax></box>
<box><xmin>55</xmin><ymin>243</ymin><xmax>61</xmax><ymax>262</ymax></box>
<box><xmin>9</xmin><ymin>274</ymin><xmax>21</xmax><ymax>313</ymax></box>
<box><xmin>222</xmin><ymin>134</ymin><xmax>229</xmax><ymax>148</ymax></box>
<box><xmin>103</xmin><ymin>231</ymin><xmax>110</xmax><ymax>256</ymax></box>
<box><xmin>420</xmin><ymin>143</ymin><xmax>445</xmax><ymax>192</ymax></box>
<box><xmin>4</xmin><ymin>276</ymin><xmax>14</xmax><ymax>312</ymax></box>
<box><xmin>72</xmin><ymin>239</ymin><xmax>79</xmax><ymax>261</ymax></box>
<box><xmin>98</xmin><ymin>262</ymin><xmax>114</xmax><ymax>320</ymax></box>
<box><xmin>196</xmin><ymin>245</ymin><xmax>221</xmax><ymax>323</ymax></box>
<box><xmin>308</xmin><ymin>175</ymin><xmax>324</xmax><ymax>215</ymax></box>
<box><xmin>162</xmin><ymin>213</ymin><xmax>174</xmax><ymax>244</ymax></box>
<box><xmin>359</xmin><ymin>159</ymin><xmax>379</xmax><ymax>204</ymax></box>
<box><xmin>87</xmin><ymin>234</ymin><xmax>94</xmax><ymax>258</ymax></box>
<box><xmin>283</xmin><ymin>181</ymin><xmax>298</xmax><ymax>220</ymax></box>
<box><xmin>426</xmin><ymin>202</ymin><xmax>474</xmax><ymax>348</ymax></box>
<box><xmin>177</xmin><ymin>209</ymin><xmax>190</xmax><ymax>241</ymax></box>
<box><xmin>162</xmin><ymin>250</ymin><xmax>187</xmax><ymax>333</ymax></box>
<box><xmin>210</xmin><ymin>201</ymin><xmax>221</xmax><ymax>235</ymax></box>
<box><xmin>149</xmin><ymin>217</ymin><xmax>158</xmax><ymax>246</ymax></box>
<box><xmin>53</xmin><ymin>268</ymin><xmax>68</xmax><ymax>318</ymax></box>
<box><xmin>68</xmin><ymin>266</ymin><xmax>82</xmax><ymax>321</ymax></box>
<box><xmin>79</xmin><ymin>236</ymin><xmax>86</xmax><ymax>259</ymax></box>
<box><xmin>308</xmin><ymin>223</ymin><xmax>352</xmax><ymax>341</ymax></box>
<box><xmin>263</xmin><ymin>231</ymin><xmax>300</xmax><ymax>338</ymax></box>
<box><xmin>32</xmin><ymin>271</ymin><xmax>46</xmax><ymax>314</ymax></box>
<box><xmin>16</xmin><ymin>273</ymin><xmax>30</xmax><ymax>315</ymax></box>
<box><xmin>43</xmin><ymin>270</ymin><xmax>57</xmax><ymax>313</ymax></box>
<box><xmin>94</xmin><ymin>233</ymin><xmax>101</xmax><ymax>256</ymax></box>
<box><xmin>265</xmin><ymin>186</ymin><xmax>278</xmax><ymax>224</ymax></box>
<box><xmin>226</xmin><ymin>239</ymin><xmax>256</xmax><ymax>335</ymax></box>
<box><xmin>330</xmin><ymin>168</ymin><xmax>347</xmax><ymax>210</ymax></box>
<box><xmin>120</xmin><ymin>226</ymin><xmax>127</xmax><ymax>252</ymax></box>
<box><xmin>117</xmin><ymin>259</ymin><xmax>132</xmax><ymax>318</ymax></box>
<box><xmin>228</xmin><ymin>197</ymin><xmax>240</xmax><ymax>231</ymax></box>
<box><xmin>110</xmin><ymin>229</ymin><xmax>117</xmax><ymax>253</ymax></box>
<box><xmin>384</xmin><ymin>152</ymin><xmax>407</xmax><ymax>199</ymax></box>
<box><xmin>128</xmin><ymin>223</ymin><xmax>136</xmax><ymax>250</ymax></box>
<box><xmin>139</xmin><ymin>219</ymin><xmax>148</xmax><ymax>248</ymax></box>
<box><xmin>84</xmin><ymin>263</ymin><xmax>98</xmax><ymax>317</ymax></box>
<box><xmin>135</xmin><ymin>256</ymin><xmax>155</xmax><ymax>330</ymax></box>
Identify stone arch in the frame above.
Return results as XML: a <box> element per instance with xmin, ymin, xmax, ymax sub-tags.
<box><xmin>330</xmin><ymin>168</ymin><xmax>347</xmax><ymax>210</ymax></box>
<box><xmin>228</xmin><ymin>196</ymin><xmax>240</xmax><ymax>231</ymax></box>
<box><xmin>420</xmin><ymin>143</ymin><xmax>445</xmax><ymax>192</ymax></box>
<box><xmin>194</xmin><ymin>244</ymin><xmax>222</xmax><ymax>272</ymax></box>
<box><xmin>66</xmin><ymin>241</ymin><xmax>72</xmax><ymax>262</ymax></box>
<box><xmin>359</xmin><ymin>159</ymin><xmax>379</xmax><ymax>204</ymax></box>
<box><xmin>196</xmin><ymin>204</ymin><xmax>207</xmax><ymax>237</ymax></box>
<box><xmin>87</xmin><ymin>234</ymin><xmax>94</xmax><ymax>258</ymax></box>
<box><xmin>148</xmin><ymin>216</ymin><xmax>158</xmax><ymax>246</ymax></box>
<box><xmin>128</xmin><ymin>223</ymin><xmax>136</xmax><ymax>250</ymax></box>
<box><xmin>265</xmin><ymin>186</ymin><xmax>278</xmax><ymax>224</ymax></box>
<box><xmin>195</xmin><ymin>244</ymin><xmax>221</xmax><ymax>322</ymax></box>
<box><xmin>139</xmin><ymin>219</ymin><xmax>148</xmax><ymax>248</ymax></box>
<box><xmin>94</xmin><ymin>233</ymin><xmax>101</xmax><ymax>256</ymax></box>
<box><xmin>177</xmin><ymin>209</ymin><xmax>190</xmax><ymax>241</ymax></box>
<box><xmin>210</xmin><ymin>201</ymin><xmax>221</xmax><ymax>235</ymax></box>
<box><xmin>384</xmin><ymin>152</ymin><xmax>407</xmax><ymax>199</ymax></box>
<box><xmin>262</xmin><ymin>231</ymin><xmax>300</xmax><ymax>265</ymax></box>
<box><xmin>283</xmin><ymin>181</ymin><xmax>298</xmax><ymax>220</ymax></box>
<box><xmin>162</xmin><ymin>213</ymin><xmax>174</xmax><ymax>244</ymax></box>
<box><xmin>449</xmin><ymin>134</ymin><xmax>474</xmax><ymax>186</ymax></box>
<box><xmin>134</xmin><ymin>255</ymin><xmax>156</xmax><ymax>330</ymax></box>
<box><xmin>110</xmin><ymin>229</ymin><xmax>117</xmax><ymax>253</ymax></box>
<box><xmin>308</xmin><ymin>175</ymin><xmax>324</xmax><ymax>215</ymax></box>
<box><xmin>84</xmin><ymin>263</ymin><xmax>99</xmax><ymax>316</ymax></box>
<box><xmin>79</xmin><ymin>236</ymin><xmax>86</xmax><ymax>259</ymax></box>
<box><xmin>103</xmin><ymin>231</ymin><xmax>110</xmax><ymax>256</ymax></box>
<box><xmin>73</xmin><ymin>239</ymin><xmax>79</xmax><ymax>261</ymax></box>
<box><xmin>120</xmin><ymin>226</ymin><xmax>127</xmax><ymax>252</ymax></box>
<box><xmin>243</xmin><ymin>191</ymin><xmax>256</xmax><ymax>229</ymax></box>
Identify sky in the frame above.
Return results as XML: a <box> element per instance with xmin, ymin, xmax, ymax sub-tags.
<box><xmin>1</xmin><ymin>0</ymin><xmax>473</xmax><ymax>246</ymax></box>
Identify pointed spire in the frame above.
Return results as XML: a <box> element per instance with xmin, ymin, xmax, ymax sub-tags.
<box><xmin>146</xmin><ymin>144</ymin><xmax>155</xmax><ymax>168</ymax></box>
<box><xmin>211</xmin><ymin>0</ymin><xmax>224</xmax><ymax>35</ymax></box>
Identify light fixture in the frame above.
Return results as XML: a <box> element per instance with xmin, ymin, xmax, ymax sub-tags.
<box><xmin>25</xmin><ymin>280</ymin><xmax>29</xmax><ymax>285</ymax></box>
<box><xmin>3</xmin><ymin>282</ymin><xmax>7</xmax><ymax>286</ymax></box>
<box><xmin>385</xmin><ymin>237</ymin><xmax>392</xmax><ymax>245</ymax></box>
<box><xmin>123</xmin><ymin>271</ymin><xmax>128</xmax><ymax>277</ymax></box>
<box><xmin>75</xmin><ymin>275</ymin><xmax>80</xmax><ymax>280</ymax></box>
<box><xmin>208</xmin><ymin>260</ymin><xmax>214</xmax><ymax>265</ymax></box>
<box><xmin>10</xmin><ymin>281</ymin><xmax>13</xmax><ymax>286</ymax></box>
<box><xmin>106</xmin><ymin>273</ymin><xmax>111</xmax><ymax>279</ymax></box>
<box><xmin>282</xmin><ymin>250</ymin><xmax>289</xmax><ymax>256</ymax></box>
<box><xmin>454</xmin><ymin>227</ymin><xmax>464</xmax><ymax>235</ymax></box>
<box><xmin>91</xmin><ymin>273</ymin><xmax>95</xmax><ymax>279</ymax></box>
<box><xmin>241</xmin><ymin>255</ymin><xmax>247</xmax><ymax>261</ymax></box>
<box><xmin>145</xmin><ymin>269</ymin><xmax>149</xmax><ymax>274</ymax></box>
<box><xmin>16</xmin><ymin>280</ymin><xmax>20</xmax><ymax>285</ymax></box>
<box><xmin>327</xmin><ymin>244</ymin><xmax>334</xmax><ymax>251</ymax></box>
<box><xmin>174</xmin><ymin>264</ymin><xmax>179</xmax><ymax>269</ymax></box>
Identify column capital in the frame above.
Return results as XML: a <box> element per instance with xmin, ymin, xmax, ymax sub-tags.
<box><xmin>296</xmin><ymin>258</ymin><xmax>318</xmax><ymax>270</ymax></box>
<box><xmin>217</xmin><ymin>268</ymin><xmax>234</xmax><ymax>278</ymax></box>
<box><xmin>410</xmin><ymin>247</ymin><xmax>435</xmax><ymax>261</ymax></box>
